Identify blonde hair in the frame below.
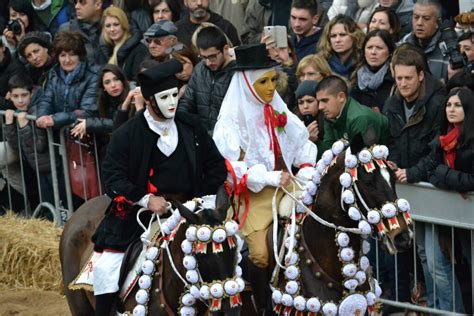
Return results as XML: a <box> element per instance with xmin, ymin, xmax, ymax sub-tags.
<box><xmin>296</xmin><ymin>54</ymin><xmax>333</xmax><ymax>79</ymax></box>
<box><xmin>317</xmin><ymin>14</ymin><xmax>365</xmax><ymax>61</ymax></box>
<box><xmin>101</xmin><ymin>6</ymin><xmax>130</xmax><ymax>65</ymax></box>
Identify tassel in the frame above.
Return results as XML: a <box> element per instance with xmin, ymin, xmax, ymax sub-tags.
<box><xmin>389</xmin><ymin>217</ymin><xmax>400</xmax><ymax>230</ymax></box>
<box><xmin>364</xmin><ymin>161</ymin><xmax>376</xmax><ymax>173</ymax></box>
<box><xmin>210</xmin><ymin>298</ymin><xmax>222</xmax><ymax>311</ymax></box>
<box><xmin>227</xmin><ymin>236</ymin><xmax>236</xmax><ymax>249</ymax></box>
<box><xmin>213</xmin><ymin>242</ymin><xmax>223</xmax><ymax>253</ymax></box>
<box><xmin>375</xmin><ymin>159</ymin><xmax>386</xmax><ymax>168</ymax></box>
<box><xmin>368</xmin><ymin>305</ymin><xmax>376</xmax><ymax>315</ymax></box>
<box><xmin>283</xmin><ymin>306</ymin><xmax>292</xmax><ymax>316</ymax></box>
<box><xmin>230</xmin><ymin>294</ymin><xmax>242</xmax><ymax>308</ymax></box>
<box><xmin>295</xmin><ymin>311</ymin><xmax>304</xmax><ymax>316</ymax></box>
<box><xmin>350</xmin><ymin>168</ymin><xmax>358</xmax><ymax>181</ymax></box>
<box><xmin>274</xmin><ymin>304</ymin><xmax>282</xmax><ymax>314</ymax></box>
<box><xmin>196</xmin><ymin>242</ymin><xmax>207</xmax><ymax>254</ymax></box>
<box><xmin>403</xmin><ymin>212</ymin><xmax>412</xmax><ymax>225</ymax></box>
<box><xmin>377</xmin><ymin>222</ymin><xmax>386</xmax><ymax>237</ymax></box>
<box><xmin>308</xmin><ymin>313</ymin><xmax>317</xmax><ymax>316</ymax></box>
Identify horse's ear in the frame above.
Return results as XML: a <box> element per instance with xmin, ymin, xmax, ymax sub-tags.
<box><xmin>176</xmin><ymin>202</ymin><xmax>200</xmax><ymax>225</ymax></box>
<box><xmin>215</xmin><ymin>185</ymin><xmax>230</xmax><ymax>214</ymax></box>
<box><xmin>349</xmin><ymin>133</ymin><xmax>365</xmax><ymax>154</ymax></box>
<box><xmin>362</xmin><ymin>125</ymin><xmax>377</xmax><ymax>147</ymax></box>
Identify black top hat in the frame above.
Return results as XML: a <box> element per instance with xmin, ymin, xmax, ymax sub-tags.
<box><xmin>138</xmin><ymin>59</ymin><xmax>183</xmax><ymax>100</ymax></box>
<box><xmin>231</xmin><ymin>43</ymin><xmax>279</xmax><ymax>71</ymax></box>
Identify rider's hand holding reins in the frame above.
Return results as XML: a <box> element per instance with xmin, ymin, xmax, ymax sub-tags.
<box><xmin>148</xmin><ymin>195</ymin><xmax>169</xmax><ymax>215</ymax></box>
<box><xmin>280</xmin><ymin>171</ymin><xmax>292</xmax><ymax>187</ymax></box>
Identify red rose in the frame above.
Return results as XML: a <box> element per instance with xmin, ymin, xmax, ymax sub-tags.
<box><xmin>276</xmin><ymin>113</ymin><xmax>287</xmax><ymax>127</ymax></box>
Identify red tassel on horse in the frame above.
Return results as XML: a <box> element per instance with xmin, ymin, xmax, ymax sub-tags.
<box><xmin>364</xmin><ymin>161</ymin><xmax>376</xmax><ymax>173</ymax></box>
<box><xmin>227</xmin><ymin>236</ymin><xmax>236</xmax><ymax>249</ymax></box>
<box><xmin>283</xmin><ymin>306</ymin><xmax>292</xmax><ymax>316</ymax></box>
<box><xmin>389</xmin><ymin>217</ymin><xmax>400</xmax><ymax>230</ymax></box>
<box><xmin>196</xmin><ymin>242</ymin><xmax>207</xmax><ymax>254</ymax></box>
<box><xmin>376</xmin><ymin>159</ymin><xmax>386</xmax><ymax>168</ymax></box>
<box><xmin>210</xmin><ymin>298</ymin><xmax>222</xmax><ymax>311</ymax></box>
<box><xmin>212</xmin><ymin>242</ymin><xmax>223</xmax><ymax>253</ymax></box>
<box><xmin>230</xmin><ymin>294</ymin><xmax>242</xmax><ymax>308</ymax></box>
<box><xmin>403</xmin><ymin>212</ymin><xmax>412</xmax><ymax>225</ymax></box>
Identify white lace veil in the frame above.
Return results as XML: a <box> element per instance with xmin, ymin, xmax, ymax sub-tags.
<box><xmin>213</xmin><ymin>68</ymin><xmax>309</xmax><ymax>173</ymax></box>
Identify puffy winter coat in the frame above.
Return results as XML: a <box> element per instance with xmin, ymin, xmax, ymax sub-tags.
<box><xmin>36</xmin><ymin>62</ymin><xmax>100</xmax><ymax>128</ymax></box>
<box><xmin>178</xmin><ymin>59</ymin><xmax>236</xmax><ymax>134</ymax></box>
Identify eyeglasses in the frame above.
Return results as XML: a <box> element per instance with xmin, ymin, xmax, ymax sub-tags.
<box><xmin>199</xmin><ymin>51</ymin><xmax>222</xmax><ymax>62</ymax></box>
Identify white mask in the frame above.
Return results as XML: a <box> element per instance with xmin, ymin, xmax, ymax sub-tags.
<box><xmin>152</xmin><ymin>87</ymin><xmax>179</xmax><ymax>119</ymax></box>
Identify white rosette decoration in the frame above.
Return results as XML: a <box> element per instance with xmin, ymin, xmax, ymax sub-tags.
<box><xmin>135</xmin><ymin>289</ymin><xmax>148</xmax><ymax>305</ymax></box>
<box><xmin>339</xmin><ymin>172</ymin><xmax>352</xmax><ymax>188</ymax></box>
<box><xmin>199</xmin><ymin>285</ymin><xmax>210</xmax><ymax>300</ymax></box>
<box><xmin>236</xmin><ymin>277</ymin><xmax>245</xmax><ymax>292</ymax></box>
<box><xmin>138</xmin><ymin>275</ymin><xmax>151</xmax><ymax>289</ymax></box>
<box><xmin>272</xmin><ymin>289</ymin><xmax>283</xmax><ymax>304</ymax></box>
<box><xmin>355</xmin><ymin>271</ymin><xmax>367</xmax><ymax>285</ymax></box>
<box><xmin>336</xmin><ymin>232</ymin><xmax>350</xmax><ymax>247</ymax></box>
<box><xmin>338</xmin><ymin>293</ymin><xmax>368</xmax><ymax>316</ymax></box>
<box><xmin>362</xmin><ymin>240</ymin><xmax>370</xmax><ymax>254</ymax></box>
<box><xmin>344</xmin><ymin>152</ymin><xmax>358</xmax><ymax>169</ymax></box>
<box><xmin>331</xmin><ymin>140</ymin><xmax>345</xmax><ymax>156</ymax></box>
<box><xmin>284</xmin><ymin>265</ymin><xmax>300</xmax><ymax>280</ymax></box>
<box><xmin>183</xmin><ymin>255</ymin><xmax>197</xmax><ymax>270</ymax></box>
<box><xmin>397</xmin><ymin>198</ymin><xmax>410</xmax><ymax>212</ymax></box>
<box><xmin>285</xmin><ymin>280</ymin><xmax>299</xmax><ymax>295</ymax></box>
<box><xmin>281</xmin><ymin>294</ymin><xmax>294</xmax><ymax>307</ymax></box>
<box><xmin>322</xmin><ymin>302</ymin><xmax>338</xmax><ymax>315</ymax></box>
<box><xmin>367</xmin><ymin>210</ymin><xmax>381</xmax><ymax>224</ymax></box>
<box><xmin>342</xmin><ymin>190</ymin><xmax>355</xmax><ymax>204</ymax></box>
<box><xmin>360</xmin><ymin>256</ymin><xmax>370</xmax><ymax>271</ymax></box>
<box><xmin>344</xmin><ymin>278</ymin><xmax>359</xmax><ymax>291</ymax></box>
<box><xmin>342</xmin><ymin>263</ymin><xmax>357</xmax><ymax>277</ymax></box>
<box><xmin>185</xmin><ymin>226</ymin><xmax>197</xmax><ymax>242</ymax></box>
<box><xmin>366</xmin><ymin>292</ymin><xmax>377</xmax><ymax>306</ymax></box>
<box><xmin>186</xmin><ymin>269</ymin><xmax>199</xmax><ymax>284</ymax></box>
<box><xmin>306</xmin><ymin>297</ymin><xmax>321</xmax><ymax>312</ymax></box>
<box><xmin>141</xmin><ymin>260</ymin><xmax>154</xmax><ymax>275</ymax></box>
<box><xmin>181</xmin><ymin>239</ymin><xmax>193</xmax><ymax>255</ymax></box>
<box><xmin>339</xmin><ymin>247</ymin><xmax>355</xmax><ymax>262</ymax></box>
<box><xmin>190</xmin><ymin>285</ymin><xmax>200</xmax><ymax>299</ymax></box>
<box><xmin>381</xmin><ymin>203</ymin><xmax>397</xmax><ymax>219</ymax></box>
<box><xmin>224</xmin><ymin>280</ymin><xmax>239</xmax><ymax>296</ymax></box>
<box><xmin>210</xmin><ymin>283</ymin><xmax>224</xmax><ymax>298</ymax></box>
<box><xmin>348</xmin><ymin>206</ymin><xmax>361</xmax><ymax>221</ymax></box>
<box><xmin>224</xmin><ymin>220</ymin><xmax>238</xmax><ymax>236</ymax></box>
<box><xmin>181</xmin><ymin>293</ymin><xmax>196</xmax><ymax>306</ymax></box>
<box><xmin>212</xmin><ymin>228</ymin><xmax>227</xmax><ymax>243</ymax></box>
<box><xmin>293</xmin><ymin>296</ymin><xmax>306</xmax><ymax>311</ymax></box>
<box><xmin>358</xmin><ymin>149</ymin><xmax>372</xmax><ymax>164</ymax></box>
<box><xmin>196</xmin><ymin>226</ymin><xmax>212</xmax><ymax>242</ymax></box>
<box><xmin>133</xmin><ymin>304</ymin><xmax>146</xmax><ymax>316</ymax></box>
<box><xmin>179</xmin><ymin>306</ymin><xmax>196</xmax><ymax>316</ymax></box>
<box><xmin>358</xmin><ymin>220</ymin><xmax>372</xmax><ymax>235</ymax></box>
<box><xmin>146</xmin><ymin>247</ymin><xmax>159</xmax><ymax>260</ymax></box>
<box><xmin>321</xmin><ymin>150</ymin><xmax>334</xmax><ymax>165</ymax></box>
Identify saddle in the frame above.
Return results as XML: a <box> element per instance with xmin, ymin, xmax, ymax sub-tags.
<box><xmin>69</xmin><ymin>220</ymin><xmax>162</xmax><ymax>301</ymax></box>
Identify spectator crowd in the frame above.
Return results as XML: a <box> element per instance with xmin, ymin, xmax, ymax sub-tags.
<box><xmin>0</xmin><ymin>0</ymin><xmax>473</xmax><ymax>313</ymax></box>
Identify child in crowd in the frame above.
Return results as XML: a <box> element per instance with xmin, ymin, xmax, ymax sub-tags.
<box><xmin>3</xmin><ymin>74</ymin><xmax>54</xmax><ymax>213</ymax></box>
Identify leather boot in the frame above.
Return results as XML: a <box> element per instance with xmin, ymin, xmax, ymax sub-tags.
<box><xmin>95</xmin><ymin>292</ymin><xmax>117</xmax><ymax>316</ymax></box>
<box><xmin>248</xmin><ymin>260</ymin><xmax>274</xmax><ymax>315</ymax></box>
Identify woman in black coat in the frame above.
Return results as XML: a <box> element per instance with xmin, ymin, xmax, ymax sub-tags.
<box><xmin>426</xmin><ymin>87</ymin><xmax>474</xmax><ymax>191</ymax></box>
<box><xmin>98</xmin><ymin>6</ymin><xmax>148</xmax><ymax>81</ymax></box>
<box><xmin>352</xmin><ymin>29</ymin><xmax>395</xmax><ymax>112</ymax></box>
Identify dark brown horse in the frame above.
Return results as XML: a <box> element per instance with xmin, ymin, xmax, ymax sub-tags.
<box><xmin>268</xmin><ymin>139</ymin><xmax>414</xmax><ymax>314</ymax></box>
<box><xmin>60</xmin><ymin>187</ymin><xmax>242</xmax><ymax>315</ymax></box>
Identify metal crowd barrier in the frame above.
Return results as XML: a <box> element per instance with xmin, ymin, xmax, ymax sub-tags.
<box><xmin>375</xmin><ymin>182</ymin><xmax>473</xmax><ymax>315</ymax></box>
<box><xmin>0</xmin><ymin>111</ymin><xmax>102</xmax><ymax>226</ymax></box>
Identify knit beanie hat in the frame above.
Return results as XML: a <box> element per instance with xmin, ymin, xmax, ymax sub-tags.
<box><xmin>295</xmin><ymin>80</ymin><xmax>318</xmax><ymax>99</ymax></box>
<box><xmin>18</xmin><ymin>31</ymin><xmax>52</xmax><ymax>59</ymax></box>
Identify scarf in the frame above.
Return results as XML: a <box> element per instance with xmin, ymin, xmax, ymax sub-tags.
<box><xmin>357</xmin><ymin>63</ymin><xmax>389</xmax><ymax>91</ymax></box>
<box><xmin>329</xmin><ymin>54</ymin><xmax>354</xmax><ymax>77</ymax></box>
<box><xmin>439</xmin><ymin>126</ymin><xmax>460</xmax><ymax>169</ymax></box>
<box><xmin>144</xmin><ymin>109</ymin><xmax>178</xmax><ymax>157</ymax></box>
<box><xmin>60</xmin><ymin>62</ymin><xmax>84</xmax><ymax>100</ymax></box>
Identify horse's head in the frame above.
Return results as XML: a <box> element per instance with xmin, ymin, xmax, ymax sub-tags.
<box><xmin>176</xmin><ymin>186</ymin><xmax>243</xmax><ymax>315</ymax></box>
<box><xmin>314</xmin><ymin>136</ymin><xmax>413</xmax><ymax>255</ymax></box>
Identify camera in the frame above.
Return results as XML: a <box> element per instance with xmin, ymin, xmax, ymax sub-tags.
<box><xmin>439</xmin><ymin>19</ymin><xmax>467</xmax><ymax>70</ymax></box>
<box><xmin>6</xmin><ymin>19</ymin><xmax>22</xmax><ymax>36</ymax></box>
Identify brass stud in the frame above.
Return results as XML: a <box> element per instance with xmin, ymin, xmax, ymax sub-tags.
<box><xmin>295</xmin><ymin>233</ymin><xmax>301</xmax><ymax>240</ymax></box>
<box><xmin>306</xmin><ymin>259</ymin><xmax>312</xmax><ymax>265</ymax></box>
<box><xmin>328</xmin><ymin>282</ymin><xmax>333</xmax><ymax>288</ymax></box>
<box><xmin>315</xmin><ymin>272</ymin><xmax>321</xmax><ymax>278</ymax></box>
<box><xmin>155</xmin><ymin>272</ymin><xmax>161</xmax><ymax>277</ymax></box>
<box><xmin>155</xmin><ymin>288</ymin><xmax>160</xmax><ymax>293</ymax></box>
<box><xmin>160</xmin><ymin>304</ymin><xmax>165</xmax><ymax>309</ymax></box>
<box><xmin>298</xmin><ymin>246</ymin><xmax>304</xmax><ymax>253</ymax></box>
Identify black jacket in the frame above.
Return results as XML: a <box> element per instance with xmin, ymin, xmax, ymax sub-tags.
<box><xmin>175</xmin><ymin>12</ymin><xmax>241</xmax><ymax>47</ymax></box>
<box><xmin>178</xmin><ymin>59</ymin><xmax>236</xmax><ymax>134</ymax></box>
<box><xmin>384</xmin><ymin>74</ymin><xmax>446</xmax><ymax>183</ymax></box>
<box><xmin>425</xmin><ymin>139</ymin><xmax>474</xmax><ymax>192</ymax></box>
<box><xmin>98</xmin><ymin>33</ymin><xmax>148</xmax><ymax>81</ymax></box>
<box><xmin>59</xmin><ymin>18</ymin><xmax>101</xmax><ymax>65</ymax></box>
<box><xmin>92</xmin><ymin>110</ymin><xmax>226</xmax><ymax>251</ymax></box>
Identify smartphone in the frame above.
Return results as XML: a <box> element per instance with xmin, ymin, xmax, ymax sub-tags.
<box><xmin>303</xmin><ymin>114</ymin><xmax>316</xmax><ymax>127</ymax></box>
<box><xmin>263</xmin><ymin>25</ymin><xmax>288</xmax><ymax>48</ymax></box>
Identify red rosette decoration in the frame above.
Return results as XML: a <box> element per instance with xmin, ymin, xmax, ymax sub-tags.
<box><xmin>274</xmin><ymin>304</ymin><xmax>282</xmax><ymax>314</ymax></box>
<box><xmin>274</xmin><ymin>111</ymin><xmax>288</xmax><ymax>133</ymax></box>
<box><xmin>112</xmin><ymin>195</ymin><xmax>132</xmax><ymax>219</ymax></box>
<box><xmin>210</xmin><ymin>298</ymin><xmax>222</xmax><ymax>311</ymax></box>
<box><xmin>230</xmin><ymin>294</ymin><xmax>242</xmax><ymax>308</ymax></box>
<box><xmin>212</xmin><ymin>242</ymin><xmax>223</xmax><ymax>254</ymax></box>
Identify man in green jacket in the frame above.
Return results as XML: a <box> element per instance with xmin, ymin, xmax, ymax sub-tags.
<box><xmin>316</xmin><ymin>75</ymin><xmax>389</xmax><ymax>153</ymax></box>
